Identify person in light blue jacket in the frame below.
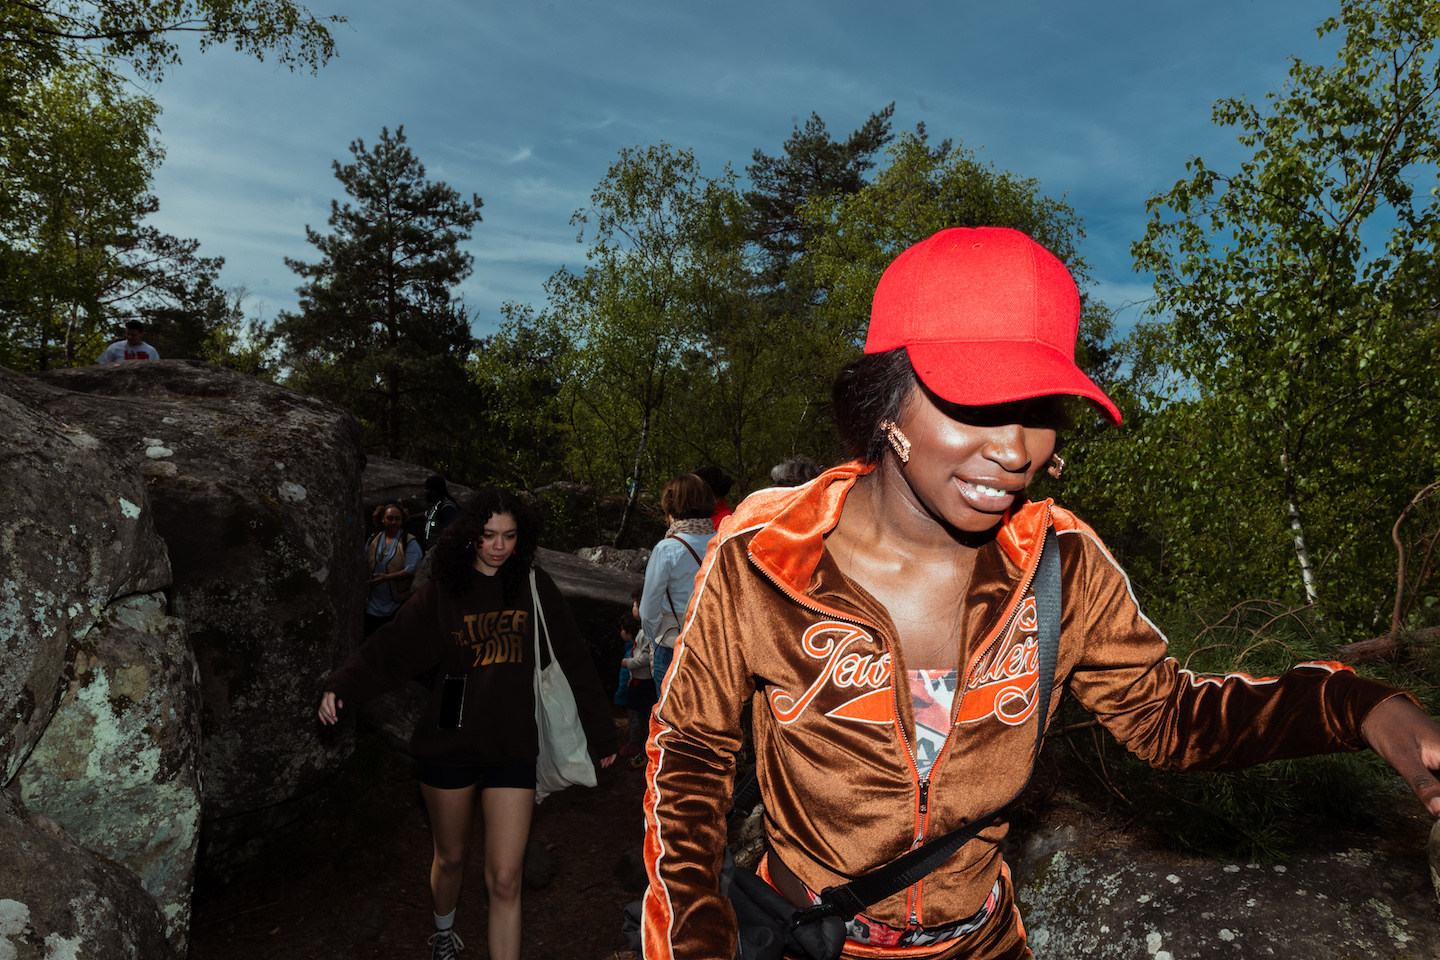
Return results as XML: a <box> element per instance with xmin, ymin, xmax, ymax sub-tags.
<box><xmin>639</xmin><ymin>474</ymin><xmax>716</xmax><ymax>698</ymax></box>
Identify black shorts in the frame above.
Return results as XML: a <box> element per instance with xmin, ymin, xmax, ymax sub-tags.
<box><xmin>415</xmin><ymin>760</ymin><xmax>537</xmax><ymax>791</ymax></box>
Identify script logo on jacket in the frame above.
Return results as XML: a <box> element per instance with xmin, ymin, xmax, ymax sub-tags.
<box><xmin>766</xmin><ymin>602</ymin><xmax>1042</xmax><ymax>728</ymax></box>
<box><xmin>957</xmin><ymin>596</ymin><xmax>1040</xmax><ymax>727</ymax></box>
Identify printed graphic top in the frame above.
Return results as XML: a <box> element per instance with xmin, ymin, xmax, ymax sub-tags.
<box><xmin>97</xmin><ymin>340</ymin><xmax>160</xmax><ymax>363</ymax></box>
<box><xmin>324</xmin><ymin>565</ymin><xmax>616</xmax><ymax>767</ymax></box>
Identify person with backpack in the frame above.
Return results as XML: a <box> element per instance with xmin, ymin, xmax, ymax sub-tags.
<box><xmin>639</xmin><ymin>474</ymin><xmax>716</xmax><ymax>699</ymax></box>
<box><xmin>365</xmin><ymin>503</ymin><xmax>422</xmax><ymax>636</ymax></box>
<box><xmin>423</xmin><ymin>475</ymin><xmax>460</xmax><ymax>551</ymax></box>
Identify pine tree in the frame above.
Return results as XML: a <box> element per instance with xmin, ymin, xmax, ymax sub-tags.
<box><xmin>276</xmin><ymin>126</ymin><xmax>483</xmax><ymax>461</ymax></box>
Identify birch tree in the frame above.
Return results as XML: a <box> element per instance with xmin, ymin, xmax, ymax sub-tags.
<box><xmin>540</xmin><ymin>144</ymin><xmax>740</xmax><ymax>544</ymax></box>
<box><xmin>1127</xmin><ymin>0</ymin><xmax>1440</xmax><ymax>624</ymax></box>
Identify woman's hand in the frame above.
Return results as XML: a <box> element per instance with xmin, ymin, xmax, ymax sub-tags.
<box><xmin>318</xmin><ymin>691</ymin><xmax>343</xmax><ymax>725</ymax></box>
<box><xmin>1361</xmin><ymin>695</ymin><xmax>1440</xmax><ymax>816</ymax></box>
<box><xmin>599</xmin><ymin>754</ymin><xmax>617</xmax><ymax>769</ymax></box>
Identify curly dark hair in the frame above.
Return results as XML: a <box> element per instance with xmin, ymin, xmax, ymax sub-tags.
<box><xmin>830</xmin><ymin>348</ymin><xmax>920</xmax><ymax>462</ymax></box>
<box><xmin>430</xmin><ymin>488</ymin><xmax>542</xmax><ymax>603</ymax></box>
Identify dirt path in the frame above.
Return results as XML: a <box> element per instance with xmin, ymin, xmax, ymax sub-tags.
<box><xmin>189</xmin><ymin>715</ymin><xmax>644</xmax><ymax>960</ymax></box>
<box><xmin>188</xmin><ymin>711</ymin><xmax>1440</xmax><ymax>960</ymax></box>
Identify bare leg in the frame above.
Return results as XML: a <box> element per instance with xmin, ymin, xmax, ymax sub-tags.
<box><xmin>480</xmin><ymin>786</ymin><xmax>535</xmax><ymax>960</ymax></box>
<box><xmin>420</xmin><ymin>782</ymin><xmax>477</xmax><ymax>916</ymax></box>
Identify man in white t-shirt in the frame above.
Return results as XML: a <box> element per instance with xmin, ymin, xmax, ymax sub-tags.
<box><xmin>97</xmin><ymin>320</ymin><xmax>160</xmax><ymax>363</ymax></box>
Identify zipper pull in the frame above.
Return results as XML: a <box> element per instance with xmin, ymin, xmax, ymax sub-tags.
<box><xmin>918</xmin><ymin>778</ymin><xmax>930</xmax><ymax>817</ymax></box>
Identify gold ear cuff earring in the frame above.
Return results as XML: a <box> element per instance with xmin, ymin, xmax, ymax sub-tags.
<box><xmin>880</xmin><ymin>420</ymin><xmax>911</xmax><ymax>464</ymax></box>
<box><xmin>1047</xmin><ymin>453</ymin><xmax>1065</xmax><ymax>480</ymax></box>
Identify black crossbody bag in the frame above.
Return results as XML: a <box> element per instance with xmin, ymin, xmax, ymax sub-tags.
<box><xmin>625</xmin><ymin>527</ymin><xmax>1062</xmax><ymax>960</ymax></box>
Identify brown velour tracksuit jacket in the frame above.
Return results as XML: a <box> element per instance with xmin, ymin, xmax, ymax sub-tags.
<box><xmin>641</xmin><ymin>461</ymin><xmax>1407</xmax><ymax>960</ymax></box>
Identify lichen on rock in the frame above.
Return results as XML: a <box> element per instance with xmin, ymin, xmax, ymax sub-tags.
<box><xmin>15</xmin><ymin>591</ymin><xmax>201</xmax><ymax>953</ymax></box>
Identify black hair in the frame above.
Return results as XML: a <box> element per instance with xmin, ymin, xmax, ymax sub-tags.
<box><xmin>424</xmin><ymin>474</ymin><xmax>450</xmax><ymax>498</ymax></box>
<box><xmin>830</xmin><ymin>348</ymin><xmax>920</xmax><ymax>462</ymax></box>
<box><xmin>125</xmin><ymin>319</ymin><xmax>144</xmax><ymax>331</ymax></box>
<box><xmin>431</xmin><ymin>487</ymin><xmax>541</xmax><ymax>603</ymax></box>
<box><xmin>692</xmin><ymin>465</ymin><xmax>733</xmax><ymax>498</ymax></box>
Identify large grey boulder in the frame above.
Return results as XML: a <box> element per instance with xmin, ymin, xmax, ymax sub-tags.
<box><xmin>14</xmin><ymin>360</ymin><xmax>365</xmax><ymax>868</ymax></box>
<box><xmin>0</xmin><ymin>370</ymin><xmax>170</xmax><ymax>784</ymax></box>
<box><xmin>0</xmin><ymin>789</ymin><xmax>173</xmax><ymax>960</ymax></box>
<box><xmin>361</xmin><ymin>455</ymin><xmax>466</xmax><ymax>537</ymax></box>
<box><xmin>15</xmin><ymin>591</ymin><xmax>200</xmax><ymax>953</ymax></box>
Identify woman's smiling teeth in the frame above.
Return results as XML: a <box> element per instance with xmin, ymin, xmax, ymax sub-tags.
<box><xmin>956</xmin><ymin>479</ymin><xmax>1015</xmax><ymax>507</ymax></box>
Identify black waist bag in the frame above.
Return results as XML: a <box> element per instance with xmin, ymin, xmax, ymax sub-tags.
<box><xmin>623</xmin><ymin>527</ymin><xmax>1062</xmax><ymax>960</ymax></box>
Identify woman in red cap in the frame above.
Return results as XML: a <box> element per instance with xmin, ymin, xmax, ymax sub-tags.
<box><xmin>638</xmin><ymin>227</ymin><xmax>1440</xmax><ymax>960</ymax></box>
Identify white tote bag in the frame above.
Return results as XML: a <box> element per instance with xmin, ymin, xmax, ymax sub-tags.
<box><xmin>530</xmin><ymin>568</ymin><xmax>596</xmax><ymax>803</ymax></box>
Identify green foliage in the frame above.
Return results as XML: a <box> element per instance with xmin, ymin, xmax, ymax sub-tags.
<box><xmin>469</xmin><ymin>302</ymin><xmax>576</xmax><ymax>488</ymax></box>
<box><xmin>0</xmin><ymin>64</ymin><xmax>161</xmax><ymax>369</ymax></box>
<box><xmin>521</xmin><ymin>145</ymin><xmax>744</xmax><ymax>540</ymax></box>
<box><xmin>744</xmin><ymin>104</ymin><xmax>895</xmax><ymax>292</ymax></box>
<box><xmin>546</xmin><ymin>144</ymin><xmax>732</xmax><ymax>540</ymax></box>
<box><xmin>145</xmin><ymin>285</ymin><xmax>276</xmax><ymax>377</ymax></box>
<box><xmin>3</xmin><ymin>1</ymin><xmax>342</xmax><ymax>85</ymax></box>
<box><xmin>508</xmin><ymin>142</ymin><xmax>866</xmax><ymax>537</ymax></box>
<box><xmin>275</xmin><ymin>126</ymin><xmax>485</xmax><ymax>466</ymax></box>
<box><xmin>1070</xmin><ymin>0</ymin><xmax>1440</xmax><ymax>632</ymax></box>
<box><xmin>0</xmin><ymin>0</ymin><xmax>338</xmax><ymax>376</ymax></box>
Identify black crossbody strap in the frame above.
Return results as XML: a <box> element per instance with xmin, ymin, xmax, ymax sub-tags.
<box><xmin>810</xmin><ymin>525</ymin><xmax>1062</xmax><ymax>922</ymax></box>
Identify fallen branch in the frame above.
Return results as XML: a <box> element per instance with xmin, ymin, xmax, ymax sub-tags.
<box><xmin>1392</xmin><ymin>481</ymin><xmax>1440</xmax><ymax>634</ymax></box>
<box><xmin>1334</xmin><ymin>626</ymin><xmax>1440</xmax><ymax>664</ymax></box>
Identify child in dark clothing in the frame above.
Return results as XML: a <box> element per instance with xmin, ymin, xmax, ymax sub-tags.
<box><xmin>618</xmin><ymin>590</ymin><xmax>656</xmax><ymax>766</ymax></box>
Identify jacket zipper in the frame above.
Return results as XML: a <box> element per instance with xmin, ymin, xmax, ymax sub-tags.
<box><xmin>747</xmin><ymin>511</ymin><xmax>1052</xmax><ymax>928</ymax></box>
<box><xmin>748</xmin><ymin>553</ymin><xmax>931</xmax><ymax>925</ymax></box>
<box><xmin>899</xmin><ymin>503</ymin><xmax>1053</xmax><ymax>928</ymax></box>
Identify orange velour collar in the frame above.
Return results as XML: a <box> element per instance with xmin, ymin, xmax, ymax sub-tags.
<box><xmin>737</xmin><ymin>460</ymin><xmax>1070</xmax><ymax>596</ymax></box>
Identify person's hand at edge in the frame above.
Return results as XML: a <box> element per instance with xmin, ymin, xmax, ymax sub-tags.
<box><xmin>318</xmin><ymin>691</ymin><xmax>343</xmax><ymax>725</ymax></box>
<box><xmin>599</xmin><ymin>754</ymin><xmax>617</xmax><ymax>769</ymax></box>
<box><xmin>1362</xmin><ymin>695</ymin><xmax>1440</xmax><ymax>816</ymax></box>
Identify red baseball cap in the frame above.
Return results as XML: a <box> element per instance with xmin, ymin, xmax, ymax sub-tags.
<box><xmin>865</xmin><ymin>226</ymin><xmax>1122</xmax><ymax>425</ymax></box>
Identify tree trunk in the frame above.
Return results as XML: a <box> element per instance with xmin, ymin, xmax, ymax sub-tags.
<box><xmin>1390</xmin><ymin>481</ymin><xmax>1440</xmax><ymax>634</ymax></box>
<box><xmin>385</xmin><ymin>270</ymin><xmax>400</xmax><ymax>459</ymax></box>
<box><xmin>1281</xmin><ymin>453</ymin><xmax>1320</xmax><ymax>605</ymax></box>
<box><xmin>615</xmin><ymin>415</ymin><xmax>649</xmax><ymax>547</ymax></box>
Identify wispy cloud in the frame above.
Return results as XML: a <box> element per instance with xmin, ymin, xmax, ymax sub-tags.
<box><xmin>146</xmin><ymin>0</ymin><xmax>1339</xmax><ymax>334</ymax></box>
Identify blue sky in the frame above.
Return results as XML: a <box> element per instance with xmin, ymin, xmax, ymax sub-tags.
<box><xmin>142</xmin><ymin>0</ymin><xmax>1338</xmax><ymax>339</ymax></box>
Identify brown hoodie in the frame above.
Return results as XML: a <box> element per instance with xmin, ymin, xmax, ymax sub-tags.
<box><xmin>641</xmin><ymin>461</ymin><xmax>1406</xmax><ymax>959</ymax></box>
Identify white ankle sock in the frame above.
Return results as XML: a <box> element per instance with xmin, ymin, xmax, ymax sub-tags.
<box><xmin>434</xmin><ymin>909</ymin><xmax>456</xmax><ymax>931</ymax></box>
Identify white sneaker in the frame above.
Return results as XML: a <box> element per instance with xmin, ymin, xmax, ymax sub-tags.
<box><xmin>428</xmin><ymin>928</ymin><xmax>464</xmax><ymax>960</ymax></box>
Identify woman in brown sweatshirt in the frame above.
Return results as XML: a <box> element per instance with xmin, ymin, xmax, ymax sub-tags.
<box><xmin>640</xmin><ymin>228</ymin><xmax>1440</xmax><ymax>960</ymax></box>
<box><xmin>319</xmin><ymin>489</ymin><xmax>616</xmax><ymax>960</ymax></box>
